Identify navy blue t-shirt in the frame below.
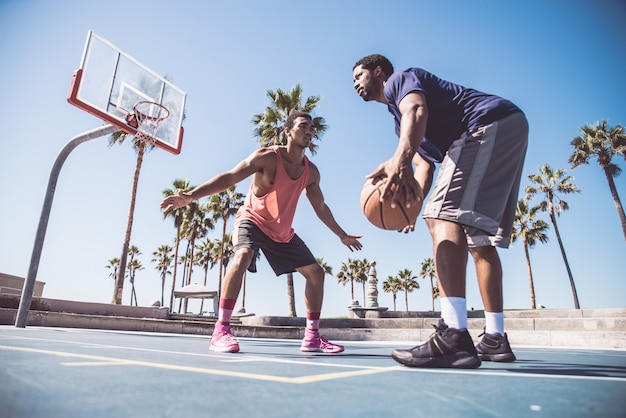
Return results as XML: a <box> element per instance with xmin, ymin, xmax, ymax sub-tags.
<box><xmin>384</xmin><ymin>68</ymin><xmax>521</xmax><ymax>163</ymax></box>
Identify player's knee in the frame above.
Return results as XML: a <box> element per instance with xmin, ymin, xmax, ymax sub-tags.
<box><xmin>302</xmin><ymin>263</ymin><xmax>325</xmax><ymax>283</ymax></box>
<box><xmin>232</xmin><ymin>248</ymin><xmax>254</xmax><ymax>268</ymax></box>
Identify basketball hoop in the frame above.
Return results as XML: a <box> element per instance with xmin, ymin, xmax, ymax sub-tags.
<box><xmin>132</xmin><ymin>100</ymin><xmax>170</xmax><ymax>146</ymax></box>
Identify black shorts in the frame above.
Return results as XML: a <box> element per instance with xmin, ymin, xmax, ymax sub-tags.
<box><xmin>233</xmin><ymin>219</ymin><xmax>317</xmax><ymax>276</ymax></box>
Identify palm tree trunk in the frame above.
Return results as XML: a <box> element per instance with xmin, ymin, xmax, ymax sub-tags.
<box><xmin>183</xmin><ymin>240</ymin><xmax>196</xmax><ymax>314</ymax></box>
<box><xmin>241</xmin><ymin>271</ymin><xmax>247</xmax><ymax>312</ymax></box>
<box><xmin>393</xmin><ymin>294</ymin><xmax>397</xmax><ymax>311</ymax></box>
<box><xmin>200</xmin><ymin>263</ymin><xmax>211</xmax><ymax>314</ymax></box>
<box><xmin>362</xmin><ymin>282</ymin><xmax>366</xmax><ymax>305</ymax></box>
<box><xmin>350</xmin><ymin>279</ymin><xmax>355</xmax><ymax>301</ymax></box>
<box><xmin>161</xmin><ymin>271</ymin><xmax>166</xmax><ymax>307</ymax></box>
<box><xmin>405</xmin><ymin>290</ymin><xmax>409</xmax><ymax>312</ymax></box>
<box><xmin>430</xmin><ymin>276</ymin><xmax>435</xmax><ymax>311</ymax></box>
<box><xmin>218</xmin><ymin>221</ymin><xmax>227</xmax><ymax>301</ymax></box>
<box><xmin>111</xmin><ymin>146</ymin><xmax>145</xmax><ymax>304</ymax></box>
<box><xmin>603</xmin><ymin>167</ymin><xmax>626</xmax><ymax>241</ymax></box>
<box><xmin>179</xmin><ymin>240</ymin><xmax>192</xmax><ymax>314</ymax></box>
<box><xmin>549</xmin><ymin>211</ymin><xmax>580</xmax><ymax>309</ymax></box>
<box><xmin>287</xmin><ymin>273</ymin><xmax>297</xmax><ymax>317</ymax></box>
<box><xmin>523</xmin><ymin>241</ymin><xmax>537</xmax><ymax>309</ymax></box>
<box><xmin>169</xmin><ymin>229</ymin><xmax>181</xmax><ymax>311</ymax></box>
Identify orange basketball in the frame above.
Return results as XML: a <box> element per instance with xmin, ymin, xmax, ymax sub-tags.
<box><xmin>360</xmin><ymin>180</ymin><xmax>421</xmax><ymax>230</ymax></box>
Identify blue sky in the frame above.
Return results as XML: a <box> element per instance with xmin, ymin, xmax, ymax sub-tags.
<box><xmin>1</xmin><ymin>0</ymin><xmax>624</xmax><ymax>317</ymax></box>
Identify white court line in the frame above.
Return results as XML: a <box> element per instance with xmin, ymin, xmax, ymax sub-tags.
<box><xmin>0</xmin><ymin>344</ymin><xmax>394</xmax><ymax>385</ymax></box>
<box><xmin>0</xmin><ymin>333</ymin><xmax>390</xmax><ymax>371</ymax></box>
<box><xmin>2</xmin><ymin>328</ymin><xmax>625</xmax><ymax>383</ymax></box>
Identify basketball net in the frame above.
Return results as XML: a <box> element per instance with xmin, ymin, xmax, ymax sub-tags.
<box><xmin>133</xmin><ymin>101</ymin><xmax>170</xmax><ymax>146</ymax></box>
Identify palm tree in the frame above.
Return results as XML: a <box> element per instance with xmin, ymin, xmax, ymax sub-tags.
<box><xmin>397</xmin><ymin>269</ymin><xmax>419</xmax><ymax>312</ymax></box>
<box><xmin>214</xmin><ymin>234</ymin><xmax>234</xmax><ymax>284</ymax></box>
<box><xmin>152</xmin><ymin>244</ymin><xmax>174</xmax><ymax>307</ymax></box>
<box><xmin>162</xmin><ymin>179</ymin><xmax>193</xmax><ymax>309</ymax></box>
<box><xmin>180</xmin><ymin>202</ymin><xmax>214</xmax><ymax>313</ymax></box>
<box><xmin>125</xmin><ymin>245</ymin><xmax>142</xmax><ymax>306</ymax></box>
<box><xmin>316</xmin><ymin>257</ymin><xmax>333</xmax><ymax>277</ymax></box>
<box><xmin>382</xmin><ymin>275</ymin><xmax>403</xmax><ymax>311</ymax></box>
<box><xmin>105</xmin><ymin>258</ymin><xmax>120</xmax><ymax>292</ymax></box>
<box><xmin>511</xmin><ymin>199</ymin><xmax>549</xmax><ymax>309</ymax></box>
<box><xmin>109</xmin><ymin>130</ymin><xmax>155</xmax><ymax>304</ymax></box>
<box><xmin>526</xmin><ymin>163</ymin><xmax>581</xmax><ymax>309</ymax></box>
<box><xmin>196</xmin><ymin>239</ymin><xmax>219</xmax><ymax>285</ymax></box>
<box><xmin>354</xmin><ymin>258</ymin><xmax>370</xmax><ymax>305</ymax></box>
<box><xmin>195</xmin><ymin>238</ymin><xmax>218</xmax><ymax>314</ymax></box>
<box><xmin>127</xmin><ymin>258</ymin><xmax>144</xmax><ymax>306</ymax></box>
<box><xmin>419</xmin><ymin>258</ymin><xmax>436</xmax><ymax>311</ymax></box>
<box><xmin>207</xmin><ymin>186</ymin><xmax>245</xmax><ymax>300</ymax></box>
<box><xmin>337</xmin><ymin>258</ymin><xmax>359</xmax><ymax>305</ymax></box>
<box><xmin>251</xmin><ymin>84</ymin><xmax>327</xmax><ymax>154</ymax></box>
<box><xmin>432</xmin><ymin>282</ymin><xmax>440</xmax><ymax>306</ymax></box>
<box><xmin>251</xmin><ymin>84</ymin><xmax>328</xmax><ymax>317</ymax></box>
<box><xmin>569</xmin><ymin>120</ymin><xmax>626</xmax><ymax>241</ymax></box>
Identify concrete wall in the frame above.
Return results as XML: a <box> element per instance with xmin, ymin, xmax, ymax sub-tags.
<box><xmin>0</xmin><ymin>272</ymin><xmax>45</xmax><ymax>297</ymax></box>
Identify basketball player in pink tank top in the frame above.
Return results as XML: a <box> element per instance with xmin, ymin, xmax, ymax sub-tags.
<box><xmin>161</xmin><ymin>112</ymin><xmax>363</xmax><ymax>354</ymax></box>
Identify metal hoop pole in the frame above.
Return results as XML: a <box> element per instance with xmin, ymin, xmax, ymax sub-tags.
<box><xmin>15</xmin><ymin>124</ymin><xmax>120</xmax><ymax>328</ymax></box>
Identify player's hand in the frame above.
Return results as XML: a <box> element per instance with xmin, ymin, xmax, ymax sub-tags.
<box><xmin>398</xmin><ymin>223</ymin><xmax>415</xmax><ymax>234</ymax></box>
<box><xmin>160</xmin><ymin>191</ymin><xmax>193</xmax><ymax>213</ymax></box>
<box><xmin>340</xmin><ymin>234</ymin><xmax>363</xmax><ymax>252</ymax></box>
<box><xmin>366</xmin><ymin>159</ymin><xmax>420</xmax><ymax>209</ymax></box>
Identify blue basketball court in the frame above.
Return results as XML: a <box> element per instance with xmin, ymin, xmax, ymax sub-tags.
<box><xmin>1</xmin><ymin>326</ymin><xmax>624</xmax><ymax>417</ymax></box>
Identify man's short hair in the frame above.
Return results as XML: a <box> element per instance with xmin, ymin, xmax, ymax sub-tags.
<box><xmin>353</xmin><ymin>54</ymin><xmax>394</xmax><ymax>77</ymax></box>
<box><xmin>285</xmin><ymin>111</ymin><xmax>312</xmax><ymax>130</ymax></box>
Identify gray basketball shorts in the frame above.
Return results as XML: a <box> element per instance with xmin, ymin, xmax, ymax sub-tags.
<box><xmin>422</xmin><ymin>112</ymin><xmax>529</xmax><ymax>248</ymax></box>
<box><xmin>233</xmin><ymin>219</ymin><xmax>317</xmax><ymax>276</ymax></box>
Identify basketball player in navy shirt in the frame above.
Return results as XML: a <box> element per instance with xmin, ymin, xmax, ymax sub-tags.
<box><xmin>353</xmin><ymin>54</ymin><xmax>528</xmax><ymax>368</ymax></box>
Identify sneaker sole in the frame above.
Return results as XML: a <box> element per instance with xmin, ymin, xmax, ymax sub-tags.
<box><xmin>210</xmin><ymin>345</ymin><xmax>240</xmax><ymax>353</ymax></box>
<box><xmin>300</xmin><ymin>347</ymin><xmax>345</xmax><ymax>354</ymax></box>
<box><xmin>478</xmin><ymin>352</ymin><xmax>516</xmax><ymax>362</ymax></box>
<box><xmin>392</xmin><ymin>350</ymin><xmax>481</xmax><ymax>369</ymax></box>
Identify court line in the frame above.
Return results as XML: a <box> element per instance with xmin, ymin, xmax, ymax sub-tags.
<box><xmin>3</xmin><ymin>330</ymin><xmax>624</xmax><ymax>383</ymax></box>
<box><xmin>1</xmin><ymin>333</ymin><xmax>390</xmax><ymax>371</ymax></box>
<box><xmin>0</xmin><ymin>344</ymin><xmax>394</xmax><ymax>385</ymax></box>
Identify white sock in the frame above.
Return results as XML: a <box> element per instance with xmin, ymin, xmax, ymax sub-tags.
<box><xmin>440</xmin><ymin>297</ymin><xmax>467</xmax><ymax>330</ymax></box>
<box><xmin>485</xmin><ymin>311</ymin><xmax>504</xmax><ymax>336</ymax></box>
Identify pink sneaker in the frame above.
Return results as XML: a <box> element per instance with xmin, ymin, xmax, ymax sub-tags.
<box><xmin>300</xmin><ymin>331</ymin><xmax>344</xmax><ymax>354</ymax></box>
<box><xmin>210</xmin><ymin>330</ymin><xmax>240</xmax><ymax>353</ymax></box>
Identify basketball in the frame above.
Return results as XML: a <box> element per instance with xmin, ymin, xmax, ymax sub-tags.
<box><xmin>360</xmin><ymin>180</ymin><xmax>421</xmax><ymax>230</ymax></box>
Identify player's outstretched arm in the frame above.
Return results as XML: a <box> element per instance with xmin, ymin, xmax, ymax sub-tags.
<box><xmin>305</xmin><ymin>165</ymin><xmax>363</xmax><ymax>252</ymax></box>
<box><xmin>159</xmin><ymin>148</ymin><xmax>266</xmax><ymax>213</ymax></box>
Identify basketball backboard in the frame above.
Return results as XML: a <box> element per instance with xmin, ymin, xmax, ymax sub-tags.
<box><xmin>68</xmin><ymin>31</ymin><xmax>186</xmax><ymax>154</ymax></box>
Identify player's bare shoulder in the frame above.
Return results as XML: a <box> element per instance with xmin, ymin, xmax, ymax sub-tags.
<box><xmin>247</xmin><ymin>147</ymin><xmax>278</xmax><ymax>194</ymax></box>
<box><xmin>246</xmin><ymin>147</ymin><xmax>278</xmax><ymax>170</ymax></box>
<box><xmin>306</xmin><ymin>159</ymin><xmax>321</xmax><ymax>185</ymax></box>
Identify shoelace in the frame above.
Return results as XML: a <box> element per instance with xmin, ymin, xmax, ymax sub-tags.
<box><xmin>477</xmin><ymin>326</ymin><xmax>486</xmax><ymax>339</ymax></box>
<box><xmin>217</xmin><ymin>331</ymin><xmax>238</xmax><ymax>343</ymax></box>
<box><xmin>319</xmin><ymin>337</ymin><xmax>338</xmax><ymax>348</ymax></box>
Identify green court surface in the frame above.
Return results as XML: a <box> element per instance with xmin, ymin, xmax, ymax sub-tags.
<box><xmin>1</xmin><ymin>326</ymin><xmax>624</xmax><ymax>417</ymax></box>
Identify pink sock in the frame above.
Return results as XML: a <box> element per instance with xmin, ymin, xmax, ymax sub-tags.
<box><xmin>216</xmin><ymin>298</ymin><xmax>236</xmax><ymax>332</ymax></box>
<box><xmin>306</xmin><ymin>311</ymin><xmax>321</xmax><ymax>331</ymax></box>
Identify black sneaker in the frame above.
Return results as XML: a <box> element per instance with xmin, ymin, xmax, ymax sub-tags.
<box><xmin>391</xmin><ymin>319</ymin><xmax>481</xmax><ymax>369</ymax></box>
<box><xmin>475</xmin><ymin>331</ymin><xmax>516</xmax><ymax>362</ymax></box>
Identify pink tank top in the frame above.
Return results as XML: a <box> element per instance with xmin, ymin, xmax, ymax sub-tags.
<box><xmin>235</xmin><ymin>146</ymin><xmax>309</xmax><ymax>243</ymax></box>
